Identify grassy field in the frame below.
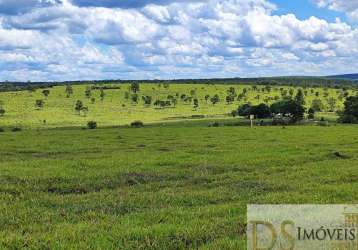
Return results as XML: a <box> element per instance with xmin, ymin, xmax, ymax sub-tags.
<box><xmin>0</xmin><ymin>83</ymin><xmax>356</xmax><ymax>128</ymax></box>
<box><xmin>0</xmin><ymin>83</ymin><xmax>357</xmax><ymax>249</ymax></box>
<box><xmin>0</xmin><ymin>122</ymin><xmax>357</xmax><ymax>249</ymax></box>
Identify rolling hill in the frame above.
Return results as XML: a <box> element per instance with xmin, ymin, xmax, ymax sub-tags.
<box><xmin>327</xmin><ymin>73</ymin><xmax>358</xmax><ymax>81</ymax></box>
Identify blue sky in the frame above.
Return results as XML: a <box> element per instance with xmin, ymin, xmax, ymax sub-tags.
<box><xmin>272</xmin><ymin>0</ymin><xmax>347</xmax><ymax>23</ymax></box>
<box><xmin>0</xmin><ymin>0</ymin><xmax>357</xmax><ymax>81</ymax></box>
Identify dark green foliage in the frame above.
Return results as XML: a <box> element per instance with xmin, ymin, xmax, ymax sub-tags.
<box><xmin>75</xmin><ymin>100</ymin><xmax>84</xmax><ymax>114</ymax></box>
<box><xmin>0</xmin><ymin>107</ymin><xmax>5</xmax><ymax>116</ymax></box>
<box><xmin>237</xmin><ymin>104</ymin><xmax>252</xmax><ymax>117</ymax></box>
<box><xmin>193</xmin><ymin>98</ymin><xmax>199</xmax><ymax>109</ymax></box>
<box><xmin>294</xmin><ymin>89</ymin><xmax>305</xmax><ymax>105</ymax></box>
<box><xmin>270</xmin><ymin>99</ymin><xmax>305</xmax><ymax>122</ymax></box>
<box><xmin>226</xmin><ymin>95</ymin><xmax>235</xmax><ymax>104</ymax></box>
<box><xmin>210</xmin><ymin>94</ymin><xmax>220</xmax><ymax>105</ymax></box>
<box><xmin>11</xmin><ymin>127</ymin><xmax>22</xmax><ymax>132</ymax></box>
<box><xmin>87</xmin><ymin>121</ymin><xmax>97</xmax><ymax>129</ymax></box>
<box><xmin>42</xmin><ymin>89</ymin><xmax>50</xmax><ymax>98</ymax></box>
<box><xmin>131</xmin><ymin>120</ymin><xmax>144</xmax><ymax>127</ymax></box>
<box><xmin>237</xmin><ymin>103</ymin><xmax>271</xmax><ymax>119</ymax></box>
<box><xmin>250</xmin><ymin>103</ymin><xmax>271</xmax><ymax>119</ymax></box>
<box><xmin>131</xmin><ymin>94</ymin><xmax>139</xmax><ymax>104</ymax></box>
<box><xmin>338</xmin><ymin>96</ymin><xmax>358</xmax><ymax>123</ymax></box>
<box><xmin>205</xmin><ymin>95</ymin><xmax>210</xmax><ymax>103</ymax></box>
<box><xmin>142</xmin><ymin>96</ymin><xmax>152</xmax><ymax>106</ymax></box>
<box><xmin>35</xmin><ymin>100</ymin><xmax>44</xmax><ymax>109</ymax></box>
<box><xmin>85</xmin><ymin>87</ymin><xmax>92</xmax><ymax>98</ymax></box>
<box><xmin>308</xmin><ymin>108</ymin><xmax>315</xmax><ymax>119</ymax></box>
<box><xmin>130</xmin><ymin>82</ymin><xmax>140</xmax><ymax>93</ymax></box>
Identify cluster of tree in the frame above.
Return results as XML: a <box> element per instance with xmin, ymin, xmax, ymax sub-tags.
<box><xmin>1</xmin><ymin>76</ymin><xmax>357</xmax><ymax>93</ymax></box>
<box><xmin>226</xmin><ymin>87</ymin><xmax>236</xmax><ymax>104</ymax></box>
<box><xmin>154</xmin><ymin>100</ymin><xmax>172</xmax><ymax>109</ymax></box>
<box><xmin>234</xmin><ymin>97</ymin><xmax>306</xmax><ymax>123</ymax></box>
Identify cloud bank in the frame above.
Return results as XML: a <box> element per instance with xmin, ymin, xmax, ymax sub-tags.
<box><xmin>0</xmin><ymin>0</ymin><xmax>357</xmax><ymax>81</ymax></box>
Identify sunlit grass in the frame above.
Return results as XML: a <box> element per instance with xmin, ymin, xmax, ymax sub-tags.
<box><xmin>0</xmin><ymin>124</ymin><xmax>357</xmax><ymax>248</ymax></box>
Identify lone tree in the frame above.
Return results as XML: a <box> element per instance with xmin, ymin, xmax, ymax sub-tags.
<box><xmin>193</xmin><ymin>98</ymin><xmax>199</xmax><ymax>109</ymax></box>
<box><xmin>130</xmin><ymin>82</ymin><xmax>140</xmax><ymax>93</ymax></box>
<box><xmin>35</xmin><ymin>100</ymin><xmax>44</xmax><ymax>109</ymax></box>
<box><xmin>142</xmin><ymin>96</ymin><xmax>152</xmax><ymax>106</ymax></box>
<box><xmin>65</xmin><ymin>85</ymin><xmax>73</xmax><ymax>98</ymax></box>
<box><xmin>87</xmin><ymin>121</ymin><xmax>97</xmax><ymax>129</ymax></box>
<box><xmin>338</xmin><ymin>96</ymin><xmax>358</xmax><ymax>123</ymax></box>
<box><xmin>42</xmin><ymin>89</ymin><xmax>50</xmax><ymax>98</ymax></box>
<box><xmin>205</xmin><ymin>95</ymin><xmax>210</xmax><ymax>103</ymax></box>
<box><xmin>100</xmin><ymin>88</ymin><xmax>105</xmax><ymax>101</ymax></box>
<box><xmin>227</xmin><ymin>87</ymin><xmax>236</xmax><ymax>96</ymax></box>
<box><xmin>75</xmin><ymin>100</ymin><xmax>84</xmax><ymax>114</ymax></box>
<box><xmin>210</xmin><ymin>94</ymin><xmax>220</xmax><ymax>105</ymax></box>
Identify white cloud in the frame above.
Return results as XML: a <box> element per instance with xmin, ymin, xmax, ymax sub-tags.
<box><xmin>315</xmin><ymin>0</ymin><xmax>358</xmax><ymax>21</ymax></box>
<box><xmin>0</xmin><ymin>0</ymin><xmax>357</xmax><ymax>81</ymax></box>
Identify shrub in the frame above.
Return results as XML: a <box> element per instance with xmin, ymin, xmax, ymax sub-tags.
<box><xmin>0</xmin><ymin>127</ymin><xmax>4</xmax><ymax>133</ymax></box>
<box><xmin>87</xmin><ymin>121</ymin><xmax>97</xmax><ymax>129</ymax></box>
<box><xmin>11</xmin><ymin>127</ymin><xmax>22</xmax><ymax>132</ymax></box>
<box><xmin>131</xmin><ymin>121</ymin><xmax>144</xmax><ymax>128</ymax></box>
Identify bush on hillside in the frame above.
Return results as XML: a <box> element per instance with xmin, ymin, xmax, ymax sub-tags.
<box><xmin>11</xmin><ymin>127</ymin><xmax>22</xmax><ymax>132</ymax></box>
<box><xmin>131</xmin><ymin>121</ymin><xmax>144</xmax><ymax>128</ymax></box>
<box><xmin>87</xmin><ymin>121</ymin><xmax>97</xmax><ymax>129</ymax></box>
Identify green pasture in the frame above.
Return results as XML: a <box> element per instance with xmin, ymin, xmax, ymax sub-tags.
<box><xmin>0</xmin><ymin>123</ymin><xmax>357</xmax><ymax>249</ymax></box>
<box><xmin>0</xmin><ymin>84</ymin><xmax>355</xmax><ymax>128</ymax></box>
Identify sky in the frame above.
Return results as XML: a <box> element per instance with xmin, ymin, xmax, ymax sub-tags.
<box><xmin>0</xmin><ymin>0</ymin><xmax>357</xmax><ymax>81</ymax></box>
